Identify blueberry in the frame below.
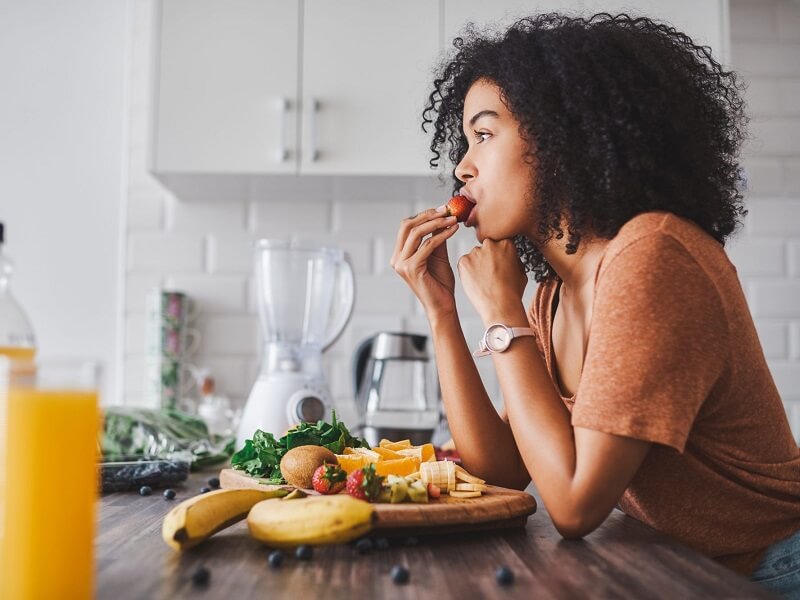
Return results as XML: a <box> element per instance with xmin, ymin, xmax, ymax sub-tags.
<box><xmin>495</xmin><ymin>566</ymin><xmax>514</xmax><ymax>586</ymax></box>
<box><xmin>295</xmin><ymin>545</ymin><xmax>313</xmax><ymax>560</ymax></box>
<box><xmin>355</xmin><ymin>538</ymin><xmax>373</xmax><ymax>554</ymax></box>
<box><xmin>191</xmin><ymin>566</ymin><xmax>210</xmax><ymax>586</ymax></box>
<box><xmin>207</xmin><ymin>477</ymin><xmax>220</xmax><ymax>489</ymax></box>
<box><xmin>375</xmin><ymin>537</ymin><xmax>390</xmax><ymax>550</ymax></box>
<box><xmin>390</xmin><ymin>565</ymin><xmax>410</xmax><ymax>585</ymax></box>
<box><xmin>405</xmin><ymin>536</ymin><xmax>419</xmax><ymax>546</ymax></box>
<box><xmin>138</xmin><ymin>485</ymin><xmax>152</xmax><ymax>496</ymax></box>
<box><xmin>199</xmin><ymin>487</ymin><xmax>211</xmax><ymax>494</ymax></box>
<box><xmin>163</xmin><ymin>489</ymin><xmax>176</xmax><ymax>500</ymax></box>
<box><xmin>267</xmin><ymin>550</ymin><xmax>284</xmax><ymax>568</ymax></box>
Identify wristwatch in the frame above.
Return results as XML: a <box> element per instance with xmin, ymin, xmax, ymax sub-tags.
<box><xmin>473</xmin><ymin>323</ymin><xmax>536</xmax><ymax>357</ymax></box>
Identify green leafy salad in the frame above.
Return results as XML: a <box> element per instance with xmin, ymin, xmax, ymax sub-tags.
<box><xmin>230</xmin><ymin>411</ymin><xmax>369</xmax><ymax>484</ymax></box>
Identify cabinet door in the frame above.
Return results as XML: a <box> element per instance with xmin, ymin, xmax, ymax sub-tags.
<box><xmin>445</xmin><ymin>0</ymin><xmax>583</xmax><ymax>44</ymax></box>
<box><xmin>153</xmin><ymin>0</ymin><xmax>300</xmax><ymax>173</ymax></box>
<box><xmin>301</xmin><ymin>0</ymin><xmax>440</xmax><ymax>175</ymax></box>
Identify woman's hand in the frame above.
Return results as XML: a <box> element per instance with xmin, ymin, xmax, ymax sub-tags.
<box><xmin>457</xmin><ymin>239</ymin><xmax>528</xmax><ymax>323</ymax></box>
<box><xmin>391</xmin><ymin>207</ymin><xmax>459</xmax><ymax>321</ymax></box>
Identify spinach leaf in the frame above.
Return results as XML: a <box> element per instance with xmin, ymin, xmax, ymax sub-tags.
<box><xmin>230</xmin><ymin>411</ymin><xmax>368</xmax><ymax>481</ymax></box>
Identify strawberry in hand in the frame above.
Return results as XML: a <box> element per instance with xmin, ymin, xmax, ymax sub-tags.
<box><xmin>445</xmin><ymin>195</ymin><xmax>473</xmax><ymax>223</ymax></box>
<box><xmin>346</xmin><ymin>463</ymin><xmax>385</xmax><ymax>502</ymax></box>
<box><xmin>311</xmin><ymin>463</ymin><xmax>347</xmax><ymax>495</ymax></box>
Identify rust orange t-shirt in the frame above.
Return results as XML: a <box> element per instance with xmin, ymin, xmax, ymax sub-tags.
<box><xmin>528</xmin><ymin>211</ymin><xmax>800</xmax><ymax>576</ymax></box>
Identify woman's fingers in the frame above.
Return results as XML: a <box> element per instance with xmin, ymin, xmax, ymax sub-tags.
<box><xmin>391</xmin><ymin>207</ymin><xmax>447</xmax><ymax>267</ymax></box>
<box><xmin>400</xmin><ymin>224</ymin><xmax>459</xmax><ymax>270</ymax></box>
<box><xmin>398</xmin><ymin>215</ymin><xmax>456</xmax><ymax>261</ymax></box>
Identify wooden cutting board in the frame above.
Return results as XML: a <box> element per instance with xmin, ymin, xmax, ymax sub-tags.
<box><xmin>220</xmin><ymin>468</ymin><xmax>537</xmax><ymax>536</ymax></box>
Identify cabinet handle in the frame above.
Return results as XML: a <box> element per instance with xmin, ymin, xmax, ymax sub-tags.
<box><xmin>276</xmin><ymin>97</ymin><xmax>290</xmax><ymax>163</ymax></box>
<box><xmin>309</xmin><ymin>97</ymin><xmax>320</xmax><ymax>162</ymax></box>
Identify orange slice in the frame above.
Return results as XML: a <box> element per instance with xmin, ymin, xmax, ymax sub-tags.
<box><xmin>335</xmin><ymin>454</ymin><xmax>371</xmax><ymax>474</ymax></box>
<box><xmin>371</xmin><ymin>446</ymin><xmax>405</xmax><ymax>461</ymax></box>
<box><xmin>374</xmin><ymin>457</ymin><xmax>418</xmax><ymax>477</ymax></box>
<box><xmin>379</xmin><ymin>439</ymin><xmax>412</xmax><ymax>450</ymax></box>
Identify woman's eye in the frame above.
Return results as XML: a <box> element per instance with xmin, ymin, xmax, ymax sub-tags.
<box><xmin>473</xmin><ymin>131</ymin><xmax>491</xmax><ymax>143</ymax></box>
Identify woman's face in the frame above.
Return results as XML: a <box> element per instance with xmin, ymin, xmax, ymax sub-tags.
<box><xmin>455</xmin><ymin>78</ymin><xmax>535</xmax><ymax>243</ymax></box>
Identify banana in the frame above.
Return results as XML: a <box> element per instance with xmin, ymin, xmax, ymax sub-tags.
<box><xmin>162</xmin><ymin>488</ymin><xmax>289</xmax><ymax>550</ymax></box>
<box><xmin>247</xmin><ymin>495</ymin><xmax>375</xmax><ymax>548</ymax></box>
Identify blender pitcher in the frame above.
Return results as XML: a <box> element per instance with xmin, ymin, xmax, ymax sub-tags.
<box><xmin>236</xmin><ymin>240</ymin><xmax>355</xmax><ymax>448</ymax></box>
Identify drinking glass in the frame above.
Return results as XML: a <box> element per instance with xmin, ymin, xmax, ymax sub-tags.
<box><xmin>0</xmin><ymin>358</ymin><xmax>102</xmax><ymax>599</ymax></box>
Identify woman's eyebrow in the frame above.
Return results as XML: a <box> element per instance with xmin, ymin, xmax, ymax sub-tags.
<box><xmin>468</xmin><ymin>109</ymin><xmax>500</xmax><ymax>127</ymax></box>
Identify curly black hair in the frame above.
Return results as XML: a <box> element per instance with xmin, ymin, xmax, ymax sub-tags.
<box><xmin>422</xmin><ymin>12</ymin><xmax>748</xmax><ymax>283</ymax></box>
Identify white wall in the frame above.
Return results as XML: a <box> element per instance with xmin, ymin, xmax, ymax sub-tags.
<box><xmin>0</xmin><ymin>0</ymin><xmax>128</xmax><ymax>403</ymax></box>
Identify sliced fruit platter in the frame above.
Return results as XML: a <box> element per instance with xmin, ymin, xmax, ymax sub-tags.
<box><xmin>161</xmin><ymin>415</ymin><xmax>536</xmax><ymax>552</ymax></box>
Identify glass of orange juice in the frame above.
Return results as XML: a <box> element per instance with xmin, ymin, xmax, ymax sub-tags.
<box><xmin>0</xmin><ymin>357</ymin><xmax>102</xmax><ymax>599</ymax></box>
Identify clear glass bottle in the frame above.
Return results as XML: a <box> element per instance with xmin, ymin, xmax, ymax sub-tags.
<box><xmin>0</xmin><ymin>222</ymin><xmax>36</xmax><ymax>360</ymax></box>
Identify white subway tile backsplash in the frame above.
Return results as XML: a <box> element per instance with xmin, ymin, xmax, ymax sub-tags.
<box><xmin>128</xmin><ymin>232</ymin><xmax>204</xmax><ymax>272</ymax></box>
<box><xmin>163</xmin><ymin>274</ymin><xmax>248</xmax><ymax>313</ymax></box>
<box><xmin>733</xmin><ymin>42</ymin><xmax>800</xmax><ymax>76</ymax></box>
<box><xmin>333</xmin><ymin>199</ymin><xmax>413</xmax><ymax>235</ymax></box>
<box><xmin>208</xmin><ymin>234</ymin><xmax>259</xmax><ymax>274</ymax></box>
<box><xmin>754</xmin><ymin>319</ymin><xmax>790</xmax><ymax>358</ymax></box>
<box><xmin>354</xmin><ymin>274</ymin><xmax>414</xmax><ymax>315</ymax></box>
<box><xmin>751</xmin><ymin>281</ymin><xmax>800</xmax><ymax>317</ymax></box>
<box><xmin>167</xmin><ymin>197</ymin><xmax>247</xmax><ymax>232</ymax></box>
<box><xmin>787</xmin><ymin>400</ymin><xmax>800</xmax><ymax>442</ymax></box>
<box><xmin>790</xmin><ymin>322</ymin><xmax>800</xmax><ymax>359</ymax></box>
<box><xmin>780</xmin><ymin>80</ymin><xmax>800</xmax><ymax>116</ymax></box>
<box><xmin>730</xmin><ymin>0</ymin><xmax>778</xmax><ymax>40</ymax></box>
<box><xmin>777</xmin><ymin>1</ymin><xmax>800</xmax><ymax>41</ymax></box>
<box><xmin>746</xmin><ymin>118</ymin><xmax>800</xmax><ymax>156</ymax></box>
<box><xmin>789</xmin><ymin>242</ymin><xmax>800</xmax><ymax>276</ymax></box>
<box><xmin>769</xmin><ymin>361</ymin><xmax>800</xmax><ymax>400</ymax></box>
<box><xmin>741</xmin><ymin>159</ymin><xmax>783</xmax><ymax>195</ymax></box>
<box><xmin>743</xmin><ymin>78</ymin><xmax>782</xmax><ymax>117</ymax></box>
<box><xmin>252</xmin><ymin>200</ymin><xmax>330</xmax><ymax>235</ymax></box>
<box><xmin>726</xmin><ymin>238</ymin><xmax>785</xmax><ymax>276</ymax></box>
<box><xmin>747</xmin><ymin>200</ymin><xmax>800</xmax><ymax>235</ymax></box>
<box><xmin>330</xmin><ymin>176</ymin><xmax>416</xmax><ymax>204</ymax></box>
<box><xmin>196</xmin><ymin>314</ymin><xmax>259</xmax><ymax>355</ymax></box>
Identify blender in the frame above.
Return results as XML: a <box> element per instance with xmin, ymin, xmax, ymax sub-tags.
<box><xmin>236</xmin><ymin>240</ymin><xmax>355</xmax><ymax>448</ymax></box>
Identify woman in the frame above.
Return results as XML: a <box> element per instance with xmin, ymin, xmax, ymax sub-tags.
<box><xmin>391</xmin><ymin>13</ymin><xmax>800</xmax><ymax>596</ymax></box>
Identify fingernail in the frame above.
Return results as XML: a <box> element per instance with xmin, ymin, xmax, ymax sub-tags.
<box><xmin>436</xmin><ymin>205</ymin><xmax>447</xmax><ymax>214</ymax></box>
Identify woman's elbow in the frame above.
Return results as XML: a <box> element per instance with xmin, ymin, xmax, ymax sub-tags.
<box><xmin>551</xmin><ymin>510</ymin><xmax>601</xmax><ymax>540</ymax></box>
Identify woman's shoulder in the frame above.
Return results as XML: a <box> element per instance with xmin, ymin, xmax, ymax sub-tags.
<box><xmin>600</xmin><ymin>210</ymin><xmax>733</xmax><ymax>279</ymax></box>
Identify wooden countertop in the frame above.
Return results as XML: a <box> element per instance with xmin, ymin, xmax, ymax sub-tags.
<box><xmin>97</xmin><ymin>467</ymin><xmax>777</xmax><ymax>599</ymax></box>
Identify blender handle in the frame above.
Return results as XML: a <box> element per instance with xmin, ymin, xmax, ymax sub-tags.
<box><xmin>321</xmin><ymin>254</ymin><xmax>355</xmax><ymax>351</ymax></box>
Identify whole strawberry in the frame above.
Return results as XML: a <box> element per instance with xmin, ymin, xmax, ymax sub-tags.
<box><xmin>346</xmin><ymin>463</ymin><xmax>385</xmax><ymax>502</ymax></box>
<box><xmin>445</xmin><ymin>195</ymin><xmax>473</xmax><ymax>223</ymax></box>
<box><xmin>311</xmin><ymin>463</ymin><xmax>347</xmax><ymax>495</ymax></box>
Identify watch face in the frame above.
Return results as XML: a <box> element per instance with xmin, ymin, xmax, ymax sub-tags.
<box><xmin>486</xmin><ymin>324</ymin><xmax>512</xmax><ymax>352</ymax></box>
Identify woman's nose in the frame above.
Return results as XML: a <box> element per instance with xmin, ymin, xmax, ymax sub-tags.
<box><xmin>455</xmin><ymin>154</ymin><xmax>476</xmax><ymax>182</ymax></box>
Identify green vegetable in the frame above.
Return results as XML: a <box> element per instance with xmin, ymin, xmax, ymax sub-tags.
<box><xmin>100</xmin><ymin>407</ymin><xmax>235</xmax><ymax>469</ymax></box>
<box><xmin>230</xmin><ymin>411</ymin><xmax>368</xmax><ymax>483</ymax></box>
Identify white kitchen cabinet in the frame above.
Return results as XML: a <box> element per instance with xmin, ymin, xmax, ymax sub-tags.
<box><xmin>301</xmin><ymin>0</ymin><xmax>440</xmax><ymax>175</ymax></box>
<box><xmin>152</xmin><ymin>0</ymin><xmax>440</xmax><ymax>176</ymax></box>
<box><xmin>151</xmin><ymin>0</ymin><xmax>728</xmax><ymax>177</ymax></box>
<box><xmin>153</xmin><ymin>0</ymin><xmax>300</xmax><ymax>173</ymax></box>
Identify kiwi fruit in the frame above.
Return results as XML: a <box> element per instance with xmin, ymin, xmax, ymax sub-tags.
<box><xmin>279</xmin><ymin>445</ymin><xmax>338</xmax><ymax>489</ymax></box>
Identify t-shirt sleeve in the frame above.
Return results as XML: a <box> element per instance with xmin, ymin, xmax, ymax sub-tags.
<box><xmin>571</xmin><ymin>234</ymin><xmax>728</xmax><ymax>453</ymax></box>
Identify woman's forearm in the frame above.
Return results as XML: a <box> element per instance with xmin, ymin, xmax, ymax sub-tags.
<box><xmin>429</xmin><ymin>311</ymin><xmax>530</xmax><ymax>489</ymax></box>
